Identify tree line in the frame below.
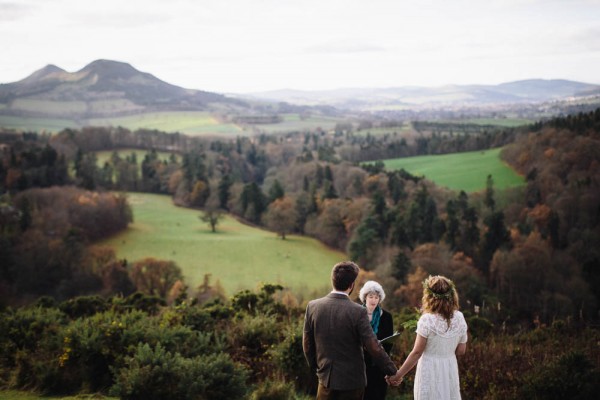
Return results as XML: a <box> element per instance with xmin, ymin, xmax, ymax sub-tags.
<box><xmin>0</xmin><ymin>109</ymin><xmax>599</xmax><ymax>324</ymax></box>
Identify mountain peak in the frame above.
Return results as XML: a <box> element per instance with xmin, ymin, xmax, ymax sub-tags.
<box><xmin>79</xmin><ymin>59</ymin><xmax>141</xmax><ymax>80</ymax></box>
<box><xmin>19</xmin><ymin>64</ymin><xmax>67</xmax><ymax>84</ymax></box>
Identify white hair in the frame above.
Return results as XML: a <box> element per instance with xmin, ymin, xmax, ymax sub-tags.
<box><xmin>359</xmin><ymin>280</ymin><xmax>385</xmax><ymax>304</ymax></box>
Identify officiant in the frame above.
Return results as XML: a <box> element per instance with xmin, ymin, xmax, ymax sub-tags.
<box><xmin>360</xmin><ymin>281</ymin><xmax>395</xmax><ymax>400</ymax></box>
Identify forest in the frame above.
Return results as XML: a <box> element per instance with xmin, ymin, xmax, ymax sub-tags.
<box><xmin>0</xmin><ymin>109</ymin><xmax>599</xmax><ymax>399</ymax></box>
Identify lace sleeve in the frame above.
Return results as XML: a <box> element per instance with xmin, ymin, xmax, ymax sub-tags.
<box><xmin>416</xmin><ymin>314</ymin><xmax>430</xmax><ymax>338</ymax></box>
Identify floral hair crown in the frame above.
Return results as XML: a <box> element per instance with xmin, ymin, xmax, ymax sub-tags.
<box><xmin>422</xmin><ymin>276</ymin><xmax>455</xmax><ymax>300</ymax></box>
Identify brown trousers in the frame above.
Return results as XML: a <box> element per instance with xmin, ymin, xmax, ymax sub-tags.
<box><xmin>316</xmin><ymin>383</ymin><xmax>364</xmax><ymax>400</ymax></box>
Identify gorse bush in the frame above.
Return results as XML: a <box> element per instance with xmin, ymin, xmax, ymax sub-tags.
<box><xmin>269</xmin><ymin>321</ymin><xmax>316</xmax><ymax>392</ymax></box>
<box><xmin>111</xmin><ymin>343</ymin><xmax>249</xmax><ymax>400</ymax></box>
<box><xmin>520</xmin><ymin>351</ymin><xmax>600</xmax><ymax>400</ymax></box>
<box><xmin>0</xmin><ymin>287</ymin><xmax>598</xmax><ymax>399</ymax></box>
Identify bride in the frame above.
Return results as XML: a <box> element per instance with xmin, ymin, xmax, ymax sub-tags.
<box><xmin>387</xmin><ymin>275</ymin><xmax>468</xmax><ymax>400</ymax></box>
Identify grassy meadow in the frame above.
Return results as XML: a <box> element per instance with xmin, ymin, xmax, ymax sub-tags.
<box><xmin>378</xmin><ymin>147</ymin><xmax>525</xmax><ymax>192</ymax></box>
<box><xmin>98</xmin><ymin>193</ymin><xmax>345</xmax><ymax>297</ymax></box>
<box><xmin>88</xmin><ymin>111</ymin><xmax>243</xmax><ymax>136</ymax></box>
<box><xmin>0</xmin><ymin>111</ymin><xmax>343</xmax><ymax>136</ymax></box>
<box><xmin>0</xmin><ymin>115</ymin><xmax>77</xmax><ymax>132</ymax></box>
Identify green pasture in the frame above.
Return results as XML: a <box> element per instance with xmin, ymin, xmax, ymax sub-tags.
<box><xmin>0</xmin><ymin>115</ymin><xmax>76</xmax><ymax>132</ymax></box>
<box><xmin>98</xmin><ymin>193</ymin><xmax>345</xmax><ymax>297</ymax></box>
<box><xmin>88</xmin><ymin>111</ymin><xmax>243</xmax><ymax>136</ymax></box>
<box><xmin>0</xmin><ymin>110</ymin><xmax>345</xmax><ymax>136</ymax></box>
<box><xmin>377</xmin><ymin>147</ymin><xmax>525</xmax><ymax>192</ymax></box>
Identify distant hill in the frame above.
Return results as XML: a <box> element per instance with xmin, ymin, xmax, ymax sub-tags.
<box><xmin>244</xmin><ymin>79</ymin><xmax>600</xmax><ymax>110</ymax></box>
<box><xmin>0</xmin><ymin>59</ymin><xmax>246</xmax><ymax>118</ymax></box>
<box><xmin>1</xmin><ymin>60</ymin><xmax>599</xmax><ymax>133</ymax></box>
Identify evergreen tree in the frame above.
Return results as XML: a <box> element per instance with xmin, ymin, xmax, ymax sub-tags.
<box><xmin>484</xmin><ymin>174</ymin><xmax>495</xmax><ymax>212</ymax></box>
<box><xmin>218</xmin><ymin>174</ymin><xmax>233</xmax><ymax>210</ymax></box>
<box><xmin>480</xmin><ymin>211</ymin><xmax>511</xmax><ymax>273</ymax></box>
<box><xmin>445</xmin><ymin>199</ymin><xmax>460</xmax><ymax>250</ymax></box>
<box><xmin>392</xmin><ymin>251</ymin><xmax>412</xmax><ymax>282</ymax></box>
<box><xmin>268</xmin><ymin>179</ymin><xmax>285</xmax><ymax>203</ymax></box>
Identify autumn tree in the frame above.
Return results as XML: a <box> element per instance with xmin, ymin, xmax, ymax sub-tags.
<box><xmin>200</xmin><ymin>197</ymin><xmax>224</xmax><ymax>233</ymax></box>
<box><xmin>129</xmin><ymin>258</ymin><xmax>183</xmax><ymax>298</ymax></box>
<box><xmin>265</xmin><ymin>196</ymin><xmax>298</xmax><ymax>239</ymax></box>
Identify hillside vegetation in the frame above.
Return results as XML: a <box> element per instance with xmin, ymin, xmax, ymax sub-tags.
<box><xmin>99</xmin><ymin>193</ymin><xmax>343</xmax><ymax>297</ymax></box>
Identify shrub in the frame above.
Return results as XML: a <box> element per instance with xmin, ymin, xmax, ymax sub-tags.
<box><xmin>466</xmin><ymin>315</ymin><xmax>494</xmax><ymax>338</ymax></box>
<box><xmin>0</xmin><ymin>307</ymin><xmax>70</xmax><ymax>393</ymax></box>
<box><xmin>520</xmin><ymin>351</ymin><xmax>600</xmax><ymax>399</ymax></box>
<box><xmin>269</xmin><ymin>322</ymin><xmax>315</xmax><ymax>392</ymax></box>
<box><xmin>249</xmin><ymin>379</ymin><xmax>296</xmax><ymax>400</ymax></box>
<box><xmin>111</xmin><ymin>343</ymin><xmax>249</xmax><ymax>400</ymax></box>
<box><xmin>59</xmin><ymin>295</ymin><xmax>108</xmax><ymax>318</ymax></box>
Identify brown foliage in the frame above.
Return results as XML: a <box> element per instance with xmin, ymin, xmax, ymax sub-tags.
<box><xmin>265</xmin><ymin>196</ymin><xmax>298</xmax><ymax>239</ymax></box>
<box><xmin>129</xmin><ymin>258</ymin><xmax>183</xmax><ymax>298</ymax></box>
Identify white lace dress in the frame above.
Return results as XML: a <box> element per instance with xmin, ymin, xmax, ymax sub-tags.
<box><xmin>414</xmin><ymin>311</ymin><xmax>468</xmax><ymax>400</ymax></box>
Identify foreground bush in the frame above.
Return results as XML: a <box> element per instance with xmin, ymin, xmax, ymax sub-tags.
<box><xmin>519</xmin><ymin>351</ymin><xmax>599</xmax><ymax>399</ymax></box>
<box><xmin>110</xmin><ymin>343</ymin><xmax>249</xmax><ymax>400</ymax></box>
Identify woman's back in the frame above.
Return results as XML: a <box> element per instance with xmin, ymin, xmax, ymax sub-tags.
<box><xmin>414</xmin><ymin>311</ymin><xmax>468</xmax><ymax>400</ymax></box>
<box><xmin>419</xmin><ymin>311</ymin><xmax>467</xmax><ymax>357</ymax></box>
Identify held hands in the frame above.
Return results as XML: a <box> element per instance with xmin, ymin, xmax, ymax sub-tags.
<box><xmin>385</xmin><ymin>372</ymin><xmax>403</xmax><ymax>386</ymax></box>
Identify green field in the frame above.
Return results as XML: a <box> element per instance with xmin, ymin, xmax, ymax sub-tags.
<box><xmin>98</xmin><ymin>193</ymin><xmax>345</xmax><ymax>297</ymax></box>
<box><xmin>0</xmin><ymin>111</ymin><xmax>341</xmax><ymax>136</ymax></box>
<box><xmin>378</xmin><ymin>147</ymin><xmax>525</xmax><ymax>192</ymax></box>
<box><xmin>88</xmin><ymin>111</ymin><xmax>243</xmax><ymax>136</ymax></box>
<box><xmin>0</xmin><ymin>115</ymin><xmax>77</xmax><ymax>132</ymax></box>
<box><xmin>0</xmin><ymin>111</ymin><xmax>242</xmax><ymax>136</ymax></box>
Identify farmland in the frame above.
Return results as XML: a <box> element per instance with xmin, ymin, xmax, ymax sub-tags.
<box><xmin>88</xmin><ymin>111</ymin><xmax>243</xmax><ymax>136</ymax></box>
<box><xmin>98</xmin><ymin>193</ymin><xmax>345</xmax><ymax>297</ymax></box>
<box><xmin>377</xmin><ymin>147</ymin><xmax>525</xmax><ymax>192</ymax></box>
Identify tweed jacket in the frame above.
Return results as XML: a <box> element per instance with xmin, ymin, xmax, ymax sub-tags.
<box><xmin>302</xmin><ymin>293</ymin><xmax>397</xmax><ymax>390</ymax></box>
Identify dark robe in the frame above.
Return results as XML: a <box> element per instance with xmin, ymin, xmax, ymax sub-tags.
<box><xmin>363</xmin><ymin>308</ymin><xmax>394</xmax><ymax>400</ymax></box>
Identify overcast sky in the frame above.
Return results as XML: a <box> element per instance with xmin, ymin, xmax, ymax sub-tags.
<box><xmin>1</xmin><ymin>0</ymin><xmax>599</xmax><ymax>93</ymax></box>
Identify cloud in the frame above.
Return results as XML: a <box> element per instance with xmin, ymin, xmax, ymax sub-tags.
<box><xmin>0</xmin><ymin>1</ymin><xmax>33</xmax><ymax>21</ymax></box>
<box><xmin>65</xmin><ymin>10</ymin><xmax>169</xmax><ymax>29</ymax></box>
<box><xmin>304</xmin><ymin>42</ymin><xmax>387</xmax><ymax>55</ymax></box>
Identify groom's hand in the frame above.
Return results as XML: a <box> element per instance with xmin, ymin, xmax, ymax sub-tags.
<box><xmin>385</xmin><ymin>374</ymin><xmax>403</xmax><ymax>386</ymax></box>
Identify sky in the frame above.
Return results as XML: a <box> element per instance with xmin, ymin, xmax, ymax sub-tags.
<box><xmin>1</xmin><ymin>0</ymin><xmax>599</xmax><ymax>93</ymax></box>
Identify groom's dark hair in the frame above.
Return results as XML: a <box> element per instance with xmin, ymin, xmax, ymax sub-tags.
<box><xmin>331</xmin><ymin>261</ymin><xmax>360</xmax><ymax>291</ymax></box>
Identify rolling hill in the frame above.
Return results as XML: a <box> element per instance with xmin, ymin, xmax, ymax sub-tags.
<box><xmin>1</xmin><ymin>59</ymin><xmax>598</xmax><ymax>133</ymax></box>
<box><xmin>0</xmin><ymin>59</ymin><xmax>246</xmax><ymax>119</ymax></box>
<box><xmin>244</xmin><ymin>79</ymin><xmax>600</xmax><ymax>110</ymax></box>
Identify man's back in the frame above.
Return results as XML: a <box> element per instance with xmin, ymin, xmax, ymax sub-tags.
<box><xmin>303</xmin><ymin>293</ymin><xmax>396</xmax><ymax>390</ymax></box>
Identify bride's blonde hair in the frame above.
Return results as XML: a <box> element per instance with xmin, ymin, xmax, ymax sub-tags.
<box><xmin>421</xmin><ymin>275</ymin><xmax>459</xmax><ymax>327</ymax></box>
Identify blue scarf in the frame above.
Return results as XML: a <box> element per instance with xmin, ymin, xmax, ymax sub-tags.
<box><xmin>365</xmin><ymin>304</ymin><xmax>381</xmax><ymax>335</ymax></box>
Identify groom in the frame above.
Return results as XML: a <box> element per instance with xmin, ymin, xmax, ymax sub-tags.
<box><xmin>303</xmin><ymin>261</ymin><xmax>398</xmax><ymax>399</ymax></box>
